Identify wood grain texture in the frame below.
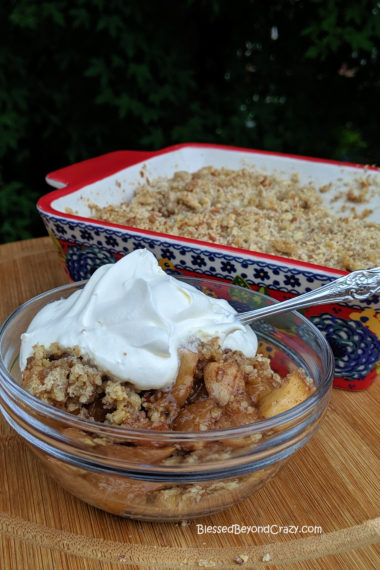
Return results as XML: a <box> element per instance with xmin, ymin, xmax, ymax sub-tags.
<box><xmin>0</xmin><ymin>237</ymin><xmax>379</xmax><ymax>570</ymax></box>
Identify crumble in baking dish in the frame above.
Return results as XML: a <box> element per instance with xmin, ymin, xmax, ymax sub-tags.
<box><xmin>90</xmin><ymin>166</ymin><xmax>380</xmax><ymax>271</ymax></box>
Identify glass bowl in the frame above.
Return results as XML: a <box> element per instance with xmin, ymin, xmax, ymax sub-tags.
<box><xmin>0</xmin><ymin>278</ymin><xmax>334</xmax><ymax>521</ymax></box>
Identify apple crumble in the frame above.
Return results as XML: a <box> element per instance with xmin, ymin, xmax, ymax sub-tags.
<box><xmin>22</xmin><ymin>339</ymin><xmax>313</xmax><ymax>518</ymax></box>
<box><xmin>19</xmin><ymin>251</ymin><xmax>319</xmax><ymax>519</ymax></box>
<box><xmin>90</xmin><ymin>166</ymin><xmax>380</xmax><ymax>271</ymax></box>
<box><xmin>22</xmin><ymin>339</ymin><xmax>313</xmax><ymax>431</ymax></box>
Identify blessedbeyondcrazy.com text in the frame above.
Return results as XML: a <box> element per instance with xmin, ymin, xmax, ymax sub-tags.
<box><xmin>196</xmin><ymin>524</ymin><xmax>323</xmax><ymax>535</ymax></box>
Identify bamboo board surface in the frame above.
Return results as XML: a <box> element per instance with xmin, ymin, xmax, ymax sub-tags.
<box><xmin>0</xmin><ymin>237</ymin><xmax>379</xmax><ymax>569</ymax></box>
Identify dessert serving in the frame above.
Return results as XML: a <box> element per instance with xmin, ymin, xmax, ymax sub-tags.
<box><xmin>7</xmin><ymin>249</ymin><xmax>325</xmax><ymax>519</ymax></box>
<box><xmin>0</xmin><ymin>249</ymin><xmax>333</xmax><ymax>519</ymax></box>
<box><xmin>20</xmin><ymin>249</ymin><xmax>313</xmax><ymax>434</ymax></box>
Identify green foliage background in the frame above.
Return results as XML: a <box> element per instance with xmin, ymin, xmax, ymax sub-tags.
<box><xmin>1</xmin><ymin>0</ymin><xmax>380</xmax><ymax>243</ymax></box>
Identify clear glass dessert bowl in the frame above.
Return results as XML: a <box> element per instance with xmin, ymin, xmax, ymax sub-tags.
<box><xmin>0</xmin><ymin>278</ymin><xmax>334</xmax><ymax>521</ymax></box>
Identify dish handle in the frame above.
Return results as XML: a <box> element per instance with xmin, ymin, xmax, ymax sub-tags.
<box><xmin>45</xmin><ymin>150</ymin><xmax>156</xmax><ymax>189</ymax></box>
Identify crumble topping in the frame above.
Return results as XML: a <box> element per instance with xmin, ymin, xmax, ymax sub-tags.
<box><xmin>23</xmin><ymin>339</ymin><xmax>311</xmax><ymax>431</ymax></box>
<box><xmin>90</xmin><ymin>166</ymin><xmax>380</xmax><ymax>271</ymax></box>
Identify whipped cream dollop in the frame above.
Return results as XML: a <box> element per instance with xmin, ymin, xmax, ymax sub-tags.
<box><xmin>20</xmin><ymin>249</ymin><xmax>257</xmax><ymax>390</ymax></box>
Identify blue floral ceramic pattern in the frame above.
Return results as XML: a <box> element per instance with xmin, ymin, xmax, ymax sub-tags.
<box><xmin>66</xmin><ymin>245</ymin><xmax>116</xmax><ymax>281</ymax></box>
<box><xmin>310</xmin><ymin>313</ymin><xmax>380</xmax><ymax>380</ymax></box>
<box><xmin>40</xmin><ymin>214</ymin><xmax>361</xmax><ymax>297</ymax></box>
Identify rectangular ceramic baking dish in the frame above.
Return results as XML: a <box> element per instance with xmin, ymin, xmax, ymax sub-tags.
<box><xmin>38</xmin><ymin>143</ymin><xmax>380</xmax><ymax>390</ymax></box>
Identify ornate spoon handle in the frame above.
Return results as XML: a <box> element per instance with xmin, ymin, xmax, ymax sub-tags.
<box><xmin>237</xmin><ymin>267</ymin><xmax>380</xmax><ymax>325</ymax></box>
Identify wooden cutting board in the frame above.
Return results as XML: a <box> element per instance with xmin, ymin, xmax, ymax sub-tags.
<box><xmin>0</xmin><ymin>237</ymin><xmax>379</xmax><ymax>569</ymax></box>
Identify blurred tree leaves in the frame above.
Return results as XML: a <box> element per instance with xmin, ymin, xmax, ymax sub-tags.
<box><xmin>1</xmin><ymin>0</ymin><xmax>380</xmax><ymax>242</ymax></box>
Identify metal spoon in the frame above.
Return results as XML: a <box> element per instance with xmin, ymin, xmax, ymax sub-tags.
<box><xmin>236</xmin><ymin>267</ymin><xmax>380</xmax><ymax>325</ymax></box>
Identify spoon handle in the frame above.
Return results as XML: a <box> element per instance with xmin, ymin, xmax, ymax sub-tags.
<box><xmin>237</xmin><ymin>267</ymin><xmax>380</xmax><ymax>325</ymax></box>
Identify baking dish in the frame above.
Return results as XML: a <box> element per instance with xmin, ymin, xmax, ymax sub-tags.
<box><xmin>37</xmin><ymin>143</ymin><xmax>380</xmax><ymax>390</ymax></box>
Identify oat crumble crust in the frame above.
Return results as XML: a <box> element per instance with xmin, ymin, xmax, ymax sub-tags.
<box><xmin>24</xmin><ymin>340</ymin><xmax>312</xmax><ymax>430</ymax></box>
<box><xmin>90</xmin><ymin>166</ymin><xmax>380</xmax><ymax>271</ymax></box>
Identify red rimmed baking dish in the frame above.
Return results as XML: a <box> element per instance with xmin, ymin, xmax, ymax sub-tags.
<box><xmin>38</xmin><ymin>143</ymin><xmax>380</xmax><ymax>391</ymax></box>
